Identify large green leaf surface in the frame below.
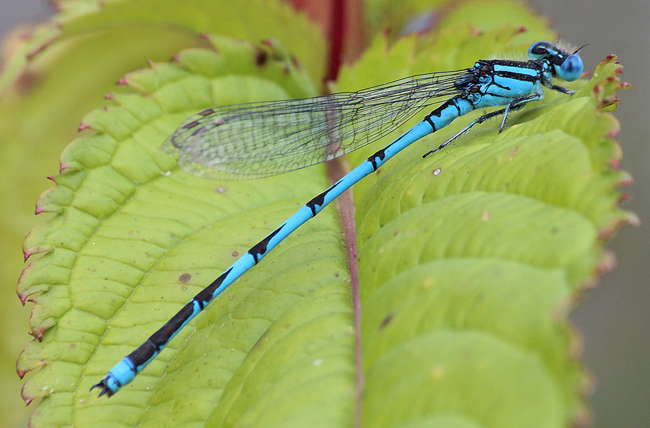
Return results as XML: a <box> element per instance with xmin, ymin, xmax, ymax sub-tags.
<box><xmin>0</xmin><ymin>0</ymin><xmax>326</xmax><ymax>425</ymax></box>
<box><xmin>335</xmin><ymin>24</ymin><xmax>631</xmax><ymax>427</ymax></box>
<box><xmin>18</xmin><ymin>35</ymin><xmax>352</xmax><ymax>427</ymax></box>
<box><xmin>15</xmin><ymin>1</ymin><xmax>633</xmax><ymax>427</ymax></box>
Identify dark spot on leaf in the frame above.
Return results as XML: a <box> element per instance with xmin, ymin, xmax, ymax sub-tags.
<box><xmin>232</xmin><ymin>251</ymin><xmax>238</xmax><ymax>257</ymax></box>
<box><xmin>256</xmin><ymin>50</ymin><xmax>268</xmax><ymax>66</ymax></box>
<box><xmin>379</xmin><ymin>314</ymin><xmax>393</xmax><ymax>329</ymax></box>
<box><xmin>179</xmin><ymin>273</ymin><xmax>191</xmax><ymax>283</ymax></box>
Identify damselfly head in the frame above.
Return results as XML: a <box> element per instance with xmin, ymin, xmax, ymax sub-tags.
<box><xmin>527</xmin><ymin>41</ymin><xmax>584</xmax><ymax>82</ymax></box>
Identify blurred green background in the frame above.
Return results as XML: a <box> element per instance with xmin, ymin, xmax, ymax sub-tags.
<box><xmin>0</xmin><ymin>1</ymin><xmax>647</xmax><ymax>427</ymax></box>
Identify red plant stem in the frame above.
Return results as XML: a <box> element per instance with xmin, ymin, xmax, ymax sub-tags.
<box><xmin>326</xmin><ymin>0</ymin><xmax>346</xmax><ymax>81</ymax></box>
<box><xmin>327</xmin><ymin>157</ymin><xmax>363</xmax><ymax>428</ymax></box>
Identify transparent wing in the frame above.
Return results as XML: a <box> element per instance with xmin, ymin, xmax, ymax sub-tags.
<box><xmin>162</xmin><ymin>70</ymin><xmax>470</xmax><ymax>180</ymax></box>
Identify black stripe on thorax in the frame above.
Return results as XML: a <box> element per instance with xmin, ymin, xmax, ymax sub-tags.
<box><xmin>489</xmin><ymin>59</ymin><xmax>543</xmax><ymax>84</ymax></box>
<box><xmin>495</xmin><ymin>70</ymin><xmax>539</xmax><ymax>84</ymax></box>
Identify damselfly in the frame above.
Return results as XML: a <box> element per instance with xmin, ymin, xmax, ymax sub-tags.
<box><xmin>93</xmin><ymin>40</ymin><xmax>584</xmax><ymax>397</ymax></box>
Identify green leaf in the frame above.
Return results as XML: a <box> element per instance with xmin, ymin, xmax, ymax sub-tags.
<box><xmin>1</xmin><ymin>0</ymin><xmax>325</xmax><ymax>425</ymax></box>
<box><xmin>338</xmin><ymin>29</ymin><xmax>633</xmax><ymax>428</ymax></box>
<box><xmin>18</xmin><ymin>34</ymin><xmax>352</xmax><ymax>426</ymax></box>
<box><xmin>365</xmin><ymin>0</ymin><xmax>554</xmax><ymax>42</ymax></box>
<box><xmin>15</xmin><ymin>1</ymin><xmax>634</xmax><ymax>427</ymax></box>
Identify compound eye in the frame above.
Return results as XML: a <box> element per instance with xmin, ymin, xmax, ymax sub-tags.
<box><xmin>559</xmin><ymin>54</ymin><xmax>584</xmax><ymax>81</ymax></box>
<box><xmin>528</xmin><ymin>41</ymin><xmax>553</xmax><ymax>59</ymax></box>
